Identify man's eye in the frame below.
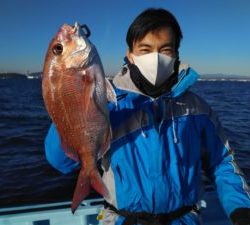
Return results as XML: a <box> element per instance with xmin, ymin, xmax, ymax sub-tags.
<box><xmin>140</xmin><ymin>49</ymin><xmax>150</xmax><ymax>54</ymax></box>
<box><xmin>161</xmin><ymin>49</ymin><xmax>172</xmax><ymax>53</ymax></box>
<box><xmin>160</xmin><ymin>48</ymin><xmax>174</xmax><ymax>55</ymax></box>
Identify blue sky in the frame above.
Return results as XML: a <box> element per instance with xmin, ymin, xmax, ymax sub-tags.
<box><xmin>0</xmin><ymin>0</ymin><xmax>250</xmax><ymax>76</ymax></box>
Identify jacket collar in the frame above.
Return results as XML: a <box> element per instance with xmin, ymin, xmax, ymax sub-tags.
<box><xmin>113</xmin><ymin>63</ymin><xmax>199</xmax><ymax>99</ymax></box>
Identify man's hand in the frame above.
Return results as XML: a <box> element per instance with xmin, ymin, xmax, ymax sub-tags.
<box><xmin>230</xmin><ymin>208</ymin><xmax>250</xmax><ymax>225</ymax></box>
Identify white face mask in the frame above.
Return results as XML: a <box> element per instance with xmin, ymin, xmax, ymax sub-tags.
<box><xmin>132</xmin><ymin>52</ymin><xmax>176</xmax><ymax>87</ymax></box>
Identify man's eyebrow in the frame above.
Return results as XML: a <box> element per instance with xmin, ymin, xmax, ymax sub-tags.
<box><xmin>137</xmin><ymin>42</ymin><xmax>175</xmax><ymax>48</ymax></box>
<box><xmin>137</xmin><ymin>43</ymin><xmax>152</xmax><ymax>48</ymax></box>
<box><xmin>160</xmin><ymin>42</ymin><xmax>175</xmax><ymax>48</ymax></box>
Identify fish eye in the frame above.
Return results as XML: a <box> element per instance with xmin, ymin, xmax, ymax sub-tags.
<box><xmin>52</xmin><ymin>43</ymin><xmax>63</xmax><ymax>55</ymax></box>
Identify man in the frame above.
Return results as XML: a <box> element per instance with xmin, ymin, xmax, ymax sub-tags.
<box><xmin>45</xmin><ymin>8</ymin><xmax>250</xmax><ymax>225</ymax></box>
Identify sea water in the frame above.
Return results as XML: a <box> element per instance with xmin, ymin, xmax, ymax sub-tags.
<box><xmin>0</xmin><ymin>76</ymin><xmax>249</xmax><ymax>224</ymax></box>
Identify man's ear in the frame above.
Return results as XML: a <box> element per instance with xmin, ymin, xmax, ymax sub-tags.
<box><xmin>126</xmin><ymin>49</ymin><xmax>134</xmax><ymax>64</ymax></box>
<box><xmin>175</xmin><ymin>50</ymin><xmax>179</xmax><ymax>58</ymax></box>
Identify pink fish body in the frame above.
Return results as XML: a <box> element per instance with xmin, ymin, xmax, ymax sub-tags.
<box><xmin>42</xmin><ymin>22</ymin><xmax>116</xmax><ymax>213</ymax></box>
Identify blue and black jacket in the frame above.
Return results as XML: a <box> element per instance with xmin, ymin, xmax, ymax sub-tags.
<box><xmin>45</xmin><ymin>64</ymin><xmax>250</xmax><ymax>225</ymax></box>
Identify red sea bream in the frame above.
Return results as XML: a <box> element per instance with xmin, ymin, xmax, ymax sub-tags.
<box><xmin>42</xmin><ymin>22</ymin><xmax>116</xmax><ymax>213</ymax></box>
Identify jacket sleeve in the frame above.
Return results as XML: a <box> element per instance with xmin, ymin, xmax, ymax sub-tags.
<box><xmin>201</xmin><ymin>109</ymin><xmax>250</xmax><ymax>222</ymax></box>
<box><xmin>44</xmin><ymin>123</ymin><xmax>80</xmax><ymax>174</ymax></box>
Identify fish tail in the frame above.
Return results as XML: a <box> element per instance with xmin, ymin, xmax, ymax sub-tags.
<box><xmin>71</xmin><ymin>169</ymin><xmax>90</xmax><ymax>214</ymax></box>
<box><xmin>89</xmin><ymin>169</ymin><xmax>109</xmax><ymax>199</ymax></box>
<box><xmin>71</xmin><ymin>169</ymin><xmax>109</xmax><ymax>214</ymax></box>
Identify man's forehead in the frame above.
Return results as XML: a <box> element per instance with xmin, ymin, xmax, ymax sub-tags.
<box><xmin>133</xmin><ymin>27</ymin><xmax>176</xmax><ymax>46</ymax></box>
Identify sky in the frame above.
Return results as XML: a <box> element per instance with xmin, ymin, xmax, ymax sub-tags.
<box><xmin>0</xmin><ymin>0</ymin><xmax>250</xmax><ymax>76</ymax></box>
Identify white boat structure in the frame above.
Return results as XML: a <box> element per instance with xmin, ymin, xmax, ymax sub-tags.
<box><xmin>0</xmin><ymin>198</ymin><xmax>103</xmax><ymax>225</ymax></box>
<box><xmin>0</xmin><ymin>192</ymin><xmax>231</xmax><ymax>225</ymax></box>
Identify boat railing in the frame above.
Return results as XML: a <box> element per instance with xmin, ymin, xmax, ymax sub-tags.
<box><xmin>0</xmin><ymin>198</ymin><xmax>104</xmax><ymax>225</ymax></box>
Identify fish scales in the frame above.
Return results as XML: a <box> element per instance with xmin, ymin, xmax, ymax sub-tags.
<box><xmin>42</xmin><ymin>22</ymin><xmax>116</xmax><ymax>213</ymax></box>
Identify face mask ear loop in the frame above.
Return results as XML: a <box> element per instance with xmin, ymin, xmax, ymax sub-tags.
<box><xmin>170</xmin><ymin>99</ymin><xmax>178</xmax><ymax>144</ymax></box>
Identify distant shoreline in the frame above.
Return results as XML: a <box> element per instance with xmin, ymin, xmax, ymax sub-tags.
<box><xmin>198</xmin><ymin>78</ymin><xmax>250</xmax><ymax>82</ymax></box>
<box><xmin>1</xmin><ymin>72</ymin><xmax>250</xmax><ymax>81</ymax></box>
<box><xmin>200</xmin><ymin>74</ymin><xmax>250</xmax><ymax>81</ymax></box>
<box><xmin>0</xmin><ymin>72</ymin><xmax>42</xmax><ymax>79</ymax></box>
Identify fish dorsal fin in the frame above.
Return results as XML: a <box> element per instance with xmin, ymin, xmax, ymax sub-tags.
<box><xmin>105</xmin><ymin>78</ymin><xmax>117</xmax><ymax>106</ymax></box>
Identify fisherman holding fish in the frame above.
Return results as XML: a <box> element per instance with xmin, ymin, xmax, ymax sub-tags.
<box><xmin>43</xmin><ymin>8</ymin><xmax>250</xmax><ymax>225</ymax></box>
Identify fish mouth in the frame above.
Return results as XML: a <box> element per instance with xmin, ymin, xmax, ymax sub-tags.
<box><xmin>65</xmin><ymin>22</ymin><xmax>93</xmax><ymax>68</ymax></box>
<box><xmin>73</xmin><ymin>22</ymin><xmax>91</xmax><ymax>38</ymax></box>
<box><xmin>64</xmin><ymin>22</ymin><xmax>96</xmax><ymax>69</ymax></box>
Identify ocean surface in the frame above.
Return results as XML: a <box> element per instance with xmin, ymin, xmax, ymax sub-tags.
<box><xmin>0</xmin><ymin>76</ymin><xmax>249</xmax><ymax>221</ymax></box>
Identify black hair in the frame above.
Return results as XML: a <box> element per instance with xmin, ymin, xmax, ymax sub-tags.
<box><xmin>126</xmin><ymin>8</ymin><xmax>183</xmax><ymax>52</ymax></box>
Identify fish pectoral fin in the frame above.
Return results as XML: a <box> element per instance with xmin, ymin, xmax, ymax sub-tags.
<box><xmin>81</xmin><ymin>71</ymin><xmax>95</xmax><ymax>114</ymax></box>
<box><xmin>105</xmin><ymin>78</ymin><xmax>117</xmax><ymax>106</ymax></box>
